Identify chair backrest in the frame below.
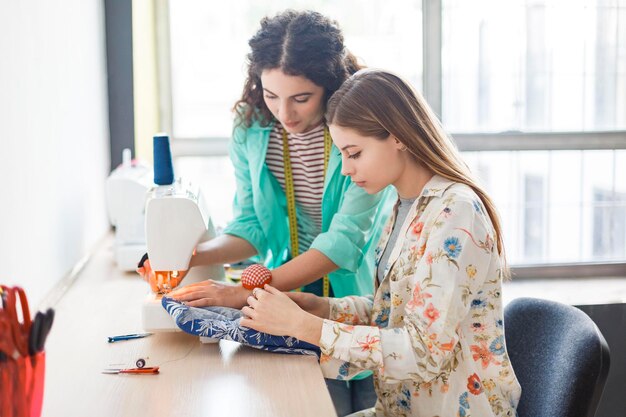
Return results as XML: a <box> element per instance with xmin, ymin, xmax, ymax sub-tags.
<box><xmin>504</xmin><ymin>297</ymin><xmax>610</xmax><ymax>417</ymax></box>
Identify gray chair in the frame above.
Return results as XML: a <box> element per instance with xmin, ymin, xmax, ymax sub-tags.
<box><xmin>504</xmin><ymin>297</ymin><xmax>610</xmax><ymax>417</ymax></box>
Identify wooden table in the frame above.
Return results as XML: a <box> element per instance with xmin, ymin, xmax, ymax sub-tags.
<box><xmin>40</xmin><ymin>237</ymin><xmax>336</xmax><ymax>417</ymax></box>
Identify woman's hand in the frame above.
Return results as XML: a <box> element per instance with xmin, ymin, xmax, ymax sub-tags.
<box><xmin>240</xmin><ymin>285</ymin><xmax>323</xmax><ymax>345</ymax></box>
<box><xmin>285</xmin><ymin>291</ymin><xmax>330</xmax><ymax>319</ymax></box>
<box><xmin>168</xmin><ymin>279</ymin><xmax>251</xmax><ymax>309</ymax></box>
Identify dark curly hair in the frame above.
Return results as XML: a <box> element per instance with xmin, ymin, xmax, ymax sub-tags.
<box><xmin>233</xmin><ymin>10</ymin><xmax>363</xmax><ymax>127</ymax></box>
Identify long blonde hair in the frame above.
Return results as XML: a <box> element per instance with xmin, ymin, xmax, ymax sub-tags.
<box><xmin>326</xmin><ymin>69</ymin><xmax>508</xmax><ymax>274</ymax></box>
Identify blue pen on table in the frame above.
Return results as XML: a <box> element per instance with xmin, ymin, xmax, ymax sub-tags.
<box><xmin>107</xmin><ymin>333</ymin><xmax>153</xmax><ymax>343</ymax></box>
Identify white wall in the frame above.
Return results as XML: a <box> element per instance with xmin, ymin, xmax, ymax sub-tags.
<box><xmin>0</xmin><ymin>1</ymin><xmax>111</xmax><ymax>306</ymax></box>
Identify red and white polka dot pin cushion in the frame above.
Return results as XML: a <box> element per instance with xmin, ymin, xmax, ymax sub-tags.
<box><xmin>241</xmin><ymin>264</ymin><xmax>272</xmax><ymax>290</ymax></box>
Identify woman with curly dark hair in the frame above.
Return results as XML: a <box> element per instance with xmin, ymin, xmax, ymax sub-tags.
<box><xmin>233</xmin><ymin>10</ymin><xmax>362</xmax><ymax>128</ymax></box>
<box><xmin>141</xmin><ymin>10</ymin><xmax>395</xmax><ymax>415</ymax></box>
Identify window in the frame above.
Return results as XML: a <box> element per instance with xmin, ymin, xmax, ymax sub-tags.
<box><xmin>523</xmin><ymin>174</ymin><xmax>545</xmax><ymax>261</ymax></box>
<box><xmin>464</xmin><ymin>150</ymin><xmax>626</xmax><ymax>265</ymax></box>
<box><xmin>593</xmin><ymin>168</ymin><xmax>626</xmax><ymax>259</ymax></box>
<box><xmin>443</xmin><ymin>0</ymin><xmax>626</xmax><ymax>268</ymax></box>
<box><xmin>442</xmin><ymin>0</ymin><xmax>626</xmax><ymax>132</ymax></box>
<box><xmin>160</xmin><ymin>0</ymin><xmax>626</xmax><ymax>273</ymax></box>
<box><xmin>168</xmin><ymin>0</ymin><xmax>422</xmax><ymax>139</ymax></box>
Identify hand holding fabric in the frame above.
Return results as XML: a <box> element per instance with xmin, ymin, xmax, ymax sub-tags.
<box><xmin>161</xmin><ymin>296</ymin><xmax>319</xmax><ymax>356</ymax></box>
<box><xmin>241</xmin><ymin>285</ymin><xmax>321</xmax><ymax>343</ymax></box>
<box><xmin>285</xmin><ymin>291</ymin><xmax>330</xmax><ymax>319</ymax></box>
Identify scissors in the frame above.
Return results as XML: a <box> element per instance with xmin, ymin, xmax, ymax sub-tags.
<box><xmin>0</xmin><ymin>285</ymin><xmax>32</xmax><ymax>358</ymax></box>
<box><xmin>28</xmin><ymin>308</ymin><xmax>55</xmax><ymax>355</ymax></box>
<box><xmin>102</xmin><ymin>366</ymin><xmax>160</xmax><ymax>375</ymax></box>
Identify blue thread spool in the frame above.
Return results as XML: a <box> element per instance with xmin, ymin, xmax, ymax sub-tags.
<box><xmin>153</xmin><ymin>133</ymin><xmax>174</xmax><ymax>185</ymax></box>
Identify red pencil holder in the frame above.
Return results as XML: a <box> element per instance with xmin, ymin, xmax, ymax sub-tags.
<box><xmin>0</xmin><ymin>351</ymin><xmax>45</xmax><ymax>417</ymax></box>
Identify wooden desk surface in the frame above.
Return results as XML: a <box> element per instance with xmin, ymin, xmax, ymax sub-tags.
<box><xmin>41</xmin><ymin>238</ymin><xmax>336</xmax><ymax>417</ymax></box>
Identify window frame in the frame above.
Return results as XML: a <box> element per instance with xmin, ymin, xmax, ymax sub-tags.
<box><xmin>156</xmin><ymin>0</ymin><xmax>626</xmax><ymax>278</ymax></box>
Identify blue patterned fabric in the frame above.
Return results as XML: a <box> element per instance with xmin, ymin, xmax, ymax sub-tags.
<box><xmin>161</xmin><ymin>297</ymin><xmax>320</xmax><ymax>357</ymax></box>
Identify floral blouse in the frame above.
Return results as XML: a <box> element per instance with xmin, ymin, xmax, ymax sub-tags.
<box><xmin>318</xmin><ymin>175</ymin><xmax>521</xmax><ymax>417</ymax></box>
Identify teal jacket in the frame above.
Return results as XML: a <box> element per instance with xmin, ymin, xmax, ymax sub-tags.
<box><xmin>223</xmin><ymin>120</ymin><xmax>395</xmax><ymax>298</ymax></box>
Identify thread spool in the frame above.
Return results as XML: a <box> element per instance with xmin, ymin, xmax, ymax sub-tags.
<box><xmin>153</xmin><ymin>133</ymin><xmax>174</xmax><ymax>185</ymax></box>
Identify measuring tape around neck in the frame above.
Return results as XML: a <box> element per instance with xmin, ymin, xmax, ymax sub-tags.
<box><xmin>282</xmin><ymin>126</ymin><xmax>331</xmax><ymax>297</ymax></box>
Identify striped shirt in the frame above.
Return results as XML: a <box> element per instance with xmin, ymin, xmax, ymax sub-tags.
<box><xmin>266</xmin><ymin>123</ymin><xmax>327</xmax><ymax>252</ymax></box>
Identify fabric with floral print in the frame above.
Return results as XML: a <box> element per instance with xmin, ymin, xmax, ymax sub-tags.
<box><xmin>319</xmin><ymin>175</ymin><xmax>521</xmax><ymax>417</ymax></box>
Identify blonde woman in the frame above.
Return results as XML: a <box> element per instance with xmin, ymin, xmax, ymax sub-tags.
<box><xmin>241</xmin><ymin>69</ymin><xmax>521</xmax><ymax>417</ymax></box>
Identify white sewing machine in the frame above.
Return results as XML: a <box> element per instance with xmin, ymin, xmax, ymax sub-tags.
<box><xmin>105</xmin><ymin>149</ymin><xmax>152</xmax><ymax>271</ymax></box>
<box><xmin>141</xmin><ymin>178</ymin><xmax>225</xmax><ymax>332</ymax></box>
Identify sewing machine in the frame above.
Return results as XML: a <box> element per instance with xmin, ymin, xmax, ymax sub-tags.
<box><xmin>141</xmin><ymin>135</ymin><xmax>225</xmax><ymax>332</ymax></box>
<box><xmin>105</xmin><ymin>149</ymin><xmax>152</xmax><ymax>271</ymax></box>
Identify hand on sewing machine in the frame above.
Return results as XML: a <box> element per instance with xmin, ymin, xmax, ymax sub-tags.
<box><xmin>168</xmin><ymin>279</ymin><xmax>251</xmax><ymax>309</ymax></box>
<box><xmin>136</xmin><ymin>255</ymin><xmax>188</xmax><ymax>293</ymax></box>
